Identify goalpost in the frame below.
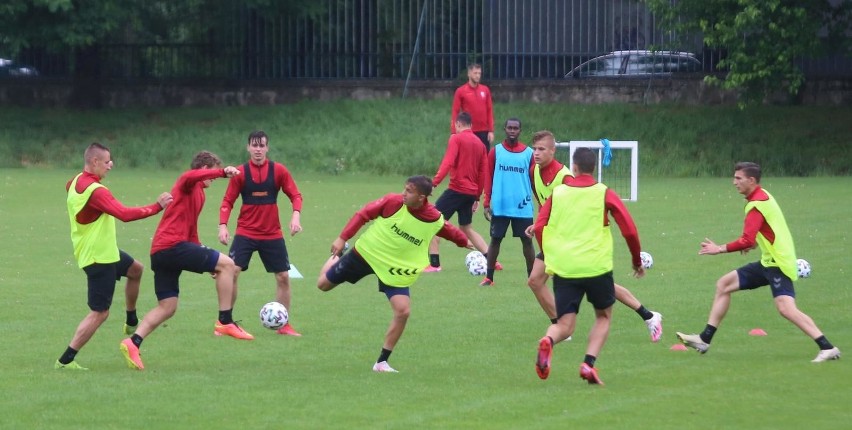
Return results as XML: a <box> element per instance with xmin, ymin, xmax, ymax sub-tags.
<box><xmin>554</xmin><ymin>140</ymin><xmax>639</xmax><ymax>201</ymax></box>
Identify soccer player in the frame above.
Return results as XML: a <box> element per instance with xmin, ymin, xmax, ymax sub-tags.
<box><xmin>480</xmin><ymin>117</ymin><xmax>536</xmax><ymax>286</ymax></box>
<box><xmin>524</xmin><ymin>131</ymin><xmax>663</xmax><ymax>342</ymax></box>
<box><xmin>451</xmin><ymin>63</ymin><xmax>494</xmax><ymax>151</ymax></box>
<box><xmin>57</xmin><ymin>143</ymin><xmax>172</xmax><ymax>370</ymax></box>
<box><xmin>317</xmin><ymin>175</ymin><xmax>472</xmax><ymax>373</ymax></box>
<box><xmin>676</xmin><ymin>162</ymin><xmax>841</xmax><ymax>363</ymax></box>
<box><xmin>219</xmin><ymin>131</ymin><xmax>304</xmax><ymax>336</ymax></box>
<box><xmin>425</xmin><ymin>111</ymin><xmax>493</xmax><ymax>272</ymax></box>
<box><xmin>533</xmin><ymin>147</ymin><xmax>645</xmax><ymax>385</ymax></box>
<box><xmin>120</xmin><ymin>151</ymin><xmax>252</xmax><ymax>371</ymax></box>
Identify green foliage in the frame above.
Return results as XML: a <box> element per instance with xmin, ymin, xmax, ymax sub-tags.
<box><xmin>644</xmin><ymin>0</ymin><xmax>852</xmax><ymax>106</ymax></box>
<box><xmin>2</xmin><ymin>170</ymin><xmax>851</xmax><ymax>429</ymax></box>
<box><xmin>1</xmin><ymin>100</ymin><xmax>849</xmax><ymax>176</ymax></box>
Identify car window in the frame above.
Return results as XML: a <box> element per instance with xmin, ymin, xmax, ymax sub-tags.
<box><xmin>579</xmin><ymin>56</ymin><xmax>624</xmax><ymax>77</ymax></box>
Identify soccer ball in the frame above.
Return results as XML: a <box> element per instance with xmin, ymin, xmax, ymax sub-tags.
<box><xmin>465</xmin><ymin>251</ymin><xmax>484</xmax><ymax>267</ymax></box>
<box><xmin>465</xmin><ymin>251</ymin><xmax>487</xmax><ymax>276</ymax></box>
<box><xmin>259</xmin><ymin>301</ymin><xmax>289</xmax><ymax>330</ymax></box>
<box><xmin>797</xmin><ymin>258</ymin><xmax>811</xmax><ymax>279</ymax></box>
<box><xmin>639</xmin><ymin>251</ymin><xmax>654</xmax><ymax>269</ymax></box>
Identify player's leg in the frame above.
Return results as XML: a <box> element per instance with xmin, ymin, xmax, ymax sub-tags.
<box><xmin>318</xmin><ymin>251</ymin><xmax>371</xmax><ymax>292</ymax></box>
<box><xmin>228</xmin><ymin>235</ymin><xmax>258</xmax><ymax>308</ymax></box>
<box><xmin>115</xmin><ymin>251</ymin><xmax>142</xmax><ymax>334</ymax></box>
<box><xmin>527</xmin><ymin>254</ymin><xmax>556</xmax><ymax>321</ymax></box>
<box><xmin>513</xmin><ymin>218</ymin><xmax>535</xmax><ymax>275</ymax></box>
<box><xmin>374</xmin><ymin>286</ymin><xmax>410</xmax><ymax>373</ymax></box>
<box><xmin>57</xmin><ymin>263</ymin><xmax>117</xmax><ymax>369</ymax></box>
<box><xmin>677</xmin><ymin>264</ymin><xmax>750</xmax><ymax>353</ymax></box>
<box><xmin>614</xmin><ymin>283</ymin><xmax>663</xmax><ymax>342</ymax></box>
<box><xmin>537</xmin><ymin>276</ymin><xmax>581</xmax><ymax>379</ymax></box>
<box><xmin>768</xmin><ymin>271</ymin><xmax>839</xmax><ymax>361</ymax></box>
<box><xmin>426</xmin><ymin>190</ymin><xmax>457</xmax><ymax>271</ymax></box>
<box><xmin>579</xmin><ymin>273</ymin><xmax>616</xmax><ymax>385</ymax></box>
<box><xmin>256</xmin><ymin>238</ymin><xmax>300</xmax><ymax>335</ymax></box>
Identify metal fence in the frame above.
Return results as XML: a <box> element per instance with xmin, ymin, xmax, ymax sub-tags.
<box><xmin>12</xmin><ymin>0</ymin><xmax>851</xmax><ymax>80</ymax></box>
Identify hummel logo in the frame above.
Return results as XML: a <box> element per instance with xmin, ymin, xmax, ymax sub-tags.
<box><xmin>772</xmin><ymin>277</ymin><xmax>783</xmax><ymax>288</ymax></box>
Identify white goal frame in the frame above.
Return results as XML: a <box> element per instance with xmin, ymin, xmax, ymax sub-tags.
<box><xmin>555</xmin><ymin>140</ymin><xmax>639</xmax><ymax>201</ymax></box>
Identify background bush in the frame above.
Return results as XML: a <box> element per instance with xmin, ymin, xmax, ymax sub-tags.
<box><xmin>1</xmin><ymin>100</ymin><xmax>849</xmax><ymax>176</ymax></box>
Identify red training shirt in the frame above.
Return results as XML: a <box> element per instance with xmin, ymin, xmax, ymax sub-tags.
<box><xmin>67</xmin><ymin>171</ymin><xmax>163</xmax><ymax>224</ymax></box>
<box><xmin>450</xmin><ymin>83</ymin><xmax>494</xmax><ymax>134</ymax></box>
<box><xmin>219</xmin><ymin>159</ymin><xmax>303</xmax><ymax>240</ymax></box>
<box><xmin>339</xmin><ymin>194</ymin><xmax>469</xmax><ymax>252</ymax></box>
<box><xmin>724</xmin><ymin>185</ymin><xmax>773</xmax><ymax>252</ymax></box>
<box><xmin>151</xmin><ymin>168</ymin><xmax>226</xmax><ymax>255</ymax></box>
<box><xmin>432</xmin><ymin>129</ymin><xmax>488</xmax><ymax>197</ymax></box>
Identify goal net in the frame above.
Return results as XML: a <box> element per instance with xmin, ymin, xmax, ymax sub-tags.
<box><xmin>554</xmin><ymin>140</ymin><xmax>638</xmax><ymax>201</ymax></box>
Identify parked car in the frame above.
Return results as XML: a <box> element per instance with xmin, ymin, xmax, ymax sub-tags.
<box><xmin>0</xmin><ymin>58</ymin><xmax>39</xmax><ymax>77</ymax></box>
<box><xmin>564</xmin><ymin>50</ymin><xmax>701</xmax><ymax>79</ymax></box>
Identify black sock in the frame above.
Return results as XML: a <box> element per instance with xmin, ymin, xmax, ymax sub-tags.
<box><xmin>584</xmin><ymin>354</ymin><xmax>597</xmax><ymax>367</ymax></box>
<box><xmin>635</xmin><ymin>305</ymin><xmax>654</xmax><ymax>321</ymax></box>
<box><xmin>126</xmin><ymin>310</ymin><xmax>139</xmax><ymax>327</ymax></box>
<box><xmin>815</xmin><ymin>335</ymin><xmax>834</xmax><ymax>350</ymax></box>
<box><xmin>131</xmin><ymin>334</ymin><xmax>144</xmax><ymax>348</ymax></box>
<box><xmin>546</xmin><ymin>336</ymin><xmax>554</xmax><ymax>346</ymax></box>
<box><xmin>377</xmin><ymin>348</ymin><xmax>392</xmax><ymax>363</ymax></box>
<box><xmin>486</xmin><ymin>268</ymin><xmax>495</xmax><ymax>279</ymax></box>
<box><xmin>549</xmin><ymin>318</ymin><xmax>558</xmax><ymax>324</ymax></box>
<box><xmin>700</xmin><ymin>325</ymin><xmax>717</xmax><ymax>343</ymax></box>
<box><xmin>58</xmin><ymin>347</ymin><xmax>78</xmax><ymax>365</ymax></box>
<box><xmin>218</xmin><ymin>309</ymin><xmax>233</xmax><ymax>325</ymax></box>
<box><xmin>429</xmin><ymin>254</ymin><xmax>440</xmax><ymax>268</ymax></box>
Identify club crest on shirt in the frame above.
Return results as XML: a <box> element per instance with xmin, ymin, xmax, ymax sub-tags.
<box><xmin>480</xmin><ymin>91</ymin><xmax>486</xmax><ymax>98</ymax></box>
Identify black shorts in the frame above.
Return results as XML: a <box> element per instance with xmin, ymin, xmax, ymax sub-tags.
<box><xmin>151</xmin><ymin>242</ymin><xmax>221</xmax><ymax>300</ymax></box>
<box><xmin>82</xmin><ymin>251</ymin><xmax>135</xmax><ymax>312</ymax></box>
<box><xmin>473</xmin><ymin>130</ymin><xmax>490</xmax><ymax>152</ymax></box>
<box><xmin>490</xmin><ymin>216</ymin><xmax>533</xmax><ymax>239</ymax></box>
<box><xmin>435</xmin><ymin>189</ymin><xmax>478</xmax><ymax>226</ymax></box>
<box><xmin>229</xmin><ymin>234</ymin><xmax>290</xmax><ymax>273</ymax></box>
<box><xmin>552</xmin><ymin>271</ymin><xmax>616</xmax><ymax>318</ymax></box>
<box><xmin>325</xmin><ymin>250</ymin><xmax>410</xmax><ymax>299</ymax></box>
<box><xmin>737</xmin><ymin>261</ymin><xmax>796</xmax><ymax>298</ymax></box>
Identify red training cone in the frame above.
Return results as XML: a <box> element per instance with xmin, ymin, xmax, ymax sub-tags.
<box><xmin>749</xmin><ymin>328</ymin><xmax>768</xmax><ymax>336</ymax></box>
<box><xmin>670</xmin><ymin>344</ymin><xmax>688</xmax><ymax>351</ymax></box>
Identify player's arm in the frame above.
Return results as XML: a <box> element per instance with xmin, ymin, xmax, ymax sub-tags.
<box><xmin>532</xmin><ymin>196</ymin><xmax>553</xmax><ymax>250</ymax></box>
<box><xmin>178</xmin><ymin>168</ymin><xmax>229</xmax><ymax>192</ymax></box>
<box><xmin>88</xmin><ymin>187</ymin><xmax>167</xmax><ymax>222</ymax></box>
<box><xmin>277</xmin><ymin>164</ymin><xmax>304</xmax><ymax>236</ymax></box>
<box><xmin>217</xmin><ymin>172</ymin><xmax>244</xmax><ymax>244</ymax></box>
<box><xmin>436</xmin><ymin>221</ymin><xmax>471</xmax><ymax>248</ymax></box>
<box><xmin>482</xmin><ymin>149</ymin><xmax>496</xmax><ymax>208</ymax></box>
<box><xmin>450</xmin><ymin>90</ymin><xmax>462</xmax><ymax>133</ymax></box>
<box><xmin>485</xmin><ymin>88</ymin><xmax>494</xmax><ymax>143</ymax></box>
<box><xmin>605</xmin><ymin>189</ymin><xmax>642</xmax><ymax>268</ymax></box>
<box><xmin>433</xmin><ymin>137</ymin><xmax>457</xmax><ymax>187</ymax></box>
<box><xmin>338</xmin><ymin>194</ymin><xmax>398</xmax><ymax>241</ymax></box>
<box><xmin>701</xmin><ymin>208</ymin><xmax>763</xmax><ymax>255</ymax></box>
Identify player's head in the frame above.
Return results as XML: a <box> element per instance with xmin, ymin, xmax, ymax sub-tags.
<box><xmin>247</xmin><ymin>130</ymin><xmax>269</xmax><ymax>164</ymax></box>
<box><xmin>403</xmin><ymin>175</ymin><xmax>433</xmax><ymax>208</ymax></box>
<box><xmin>455</xmin><ymin>111</ymin><xmax>472</xmax><ymax>129</ymax></box>
<box><xmin>531</xmin><ymin>130</ymin><xmax>557</xmax><ymax>166</ymax></box>
<box><xmin>84</xmin><ymin>142</ymin><xmax>113</xmax><ymax>179</ymax></box>
<box><xmin>733</xmin><ymin>161</ymin><xmax>761</xmax><ymax>195</ymax></box>
<box><xmin>466</xmin><ymin>63</ymin><xmax>482</xmax><ymax>84</ymax></box>
<box><xmin>572</xmin><ymin>147</ymin><xmax>596</xmax><ymax>175</ymax></box>
<box><xmin>191</xmin><ymin>150</ymin><xmax>223</xmax><ymax>170</ymax></box>
<box><xmin>504</xmin><ymin>117</ymin><xmax>522</xmax><ymax>143</ymax></box>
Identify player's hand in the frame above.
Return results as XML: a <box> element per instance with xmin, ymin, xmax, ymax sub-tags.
<box><xmin>157</xmin><ymin>192</ymin><xmax>173</xmax><ymax>209</ymax></box>
<box><xmin>699</xmin><ymin>238</ymin><xmax>721</xmax><ymax>255</ymax></box>
<box><xmin>289</xmin><ymin>211</ymin><xmax>302</xmax><ymax>236</ymax></box>
<box><xmin>330</xmin><ymin>237</ymin><xmax>346</xmax><ymax>257</ymax></box>
<box><xmin>223</xmin><ymin>166</ymin><xmax>240</xmax><ymax>177</ymax></box>
<box><xmin>524</xmin><ymin>225</ymin><xmax>535</xmax><ymax>238</ymax></box>
<box><xmin>472</xmin><ymin>200</ymin><xmax>479</xmax><ymax>213</ymax></box>
<box><xmin>487</xmin><ymin>131</ymin><xmax>494</xmax><ymax>144</ymax></box>
<box><xmin>483</xmin><ymin>207</ymin><xmax>492</xmax><ymax>222</ymax></box>
<box><xmin>218</xmin><ymin>224</ymin><xmax>230</xmax><ymax>245</ymax></box>
<box><xmin>465</xmin><ymin>240</ymin><xmax>475</xmax><ymax>250</ymax></box>
<box><xmin>632</xmin><ymin>265</ymin><xmax>645</xmax><ymax>278</ymax></box>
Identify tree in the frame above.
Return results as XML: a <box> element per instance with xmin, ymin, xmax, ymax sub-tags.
<box><xmin>644</xmin><ymin>0</ymin><xmax>852</xmax><ymax>106</ymax></box>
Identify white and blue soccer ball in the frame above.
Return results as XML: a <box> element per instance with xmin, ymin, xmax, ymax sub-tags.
<box><xmin>465</xmin><ymin>251</ymin><xmax>488</xmax><ymax>276</ymax></box>
<box><xmin>797</xmin><ymin>258</ymin><xmax>811</xmax><ymax>279</ymax></box>
<box><xmin>259</xmin><ymin>301</ymin><xmax>289</xmax><ymax>330</ymax></box>
<box><xmin>639</xmin><ymin>251</ymin><xmax>654</xmax><ymax>269</ymax></box>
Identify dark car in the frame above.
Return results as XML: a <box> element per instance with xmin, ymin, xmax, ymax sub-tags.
<box><xmin>0</xmin><ymin>58</ymin><xmax>39</xmax><ymax>77</ymax></box>
<box><xmin>565</xmin><ymin>50</ymin><xmax>701</xmax><ymax>79</ymax></box>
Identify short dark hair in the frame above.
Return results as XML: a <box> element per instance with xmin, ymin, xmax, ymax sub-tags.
<box><xmin>573</xmin><ymin>147</ymin><xmax>596</xmax><ymax>174</ymax></box>
<box><xmin>456</xmin><ymin>111</ymin><xmax>472</xmax><ymax>126</ymax></box>
<box><xmin>406</xmin><ymin>175</ymin><xmax>433</xmax><ymax>197</ymax></box>
<box><xmin>248</xmin><ymin>130</ymin><xmax>268</xmax><ymax>146</ymax></box>
<box><xmin>504</xmin><ymin>117</ymin><xmax>522</xmax><ymax>129</ymax></box>
<box><xmin>191</xmin><ymin>151</ymin><xmax>223</xmax><ymax>169</ymax></box>
<box><xmin>84</xmin><ymin>142</ymin><xmax>110</xmax><ymax>164</ymax></box>
<box><xmin>735</xmin><ymin>161</ymin><xmax>761</xmax><ymax>183</ymax></box>
<box><xmin>467</xmin><ymin>63</ymin><xmax>482</xmax><ymax>71</ymax></box>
